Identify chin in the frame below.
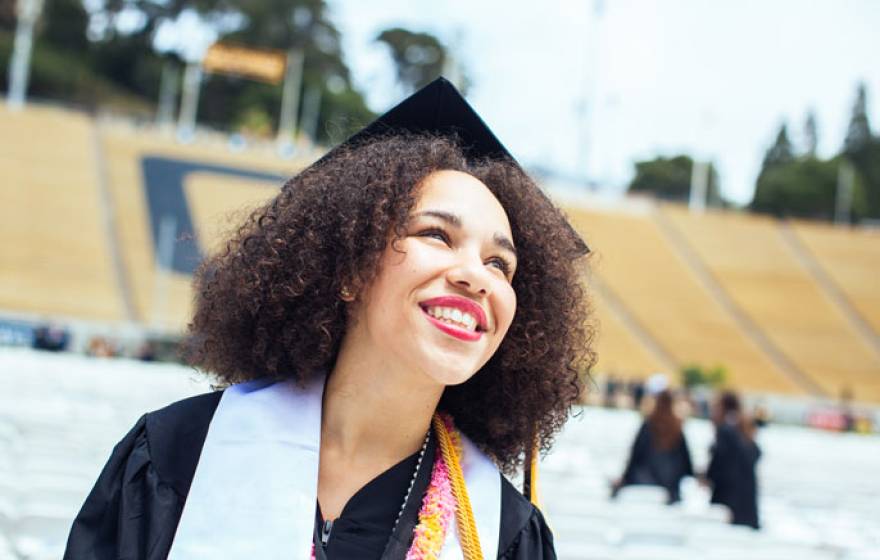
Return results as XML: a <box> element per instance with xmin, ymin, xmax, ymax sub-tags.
<box><xmin>416</xmin><ymin>347</ymin><xmax>484</xmax><ymax>387</ymax></box>
<box><xmin>403</xmin><ymin>323</ymin><xmax>494</xmax><ymax>386</ymax></box>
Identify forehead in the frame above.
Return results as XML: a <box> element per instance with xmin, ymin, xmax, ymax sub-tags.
<box><xmin>414</xmin><ymin>170</ymin><xmax>512</xmax><ymax>236</ymax></box>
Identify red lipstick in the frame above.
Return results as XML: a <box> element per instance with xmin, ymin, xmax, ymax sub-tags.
<box><xmin>419</xmin><ymin>295</ymin><xmax>488</xmax><ymax>342</ymax></box>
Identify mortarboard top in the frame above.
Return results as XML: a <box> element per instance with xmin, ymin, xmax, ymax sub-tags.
<box><xmin>343</xmin><ymin>76</ymin><xmax>511</xmax><ymax>162</ymax></box>
<box><xmin>322</xmin><ymin>76</ymin><xmax>589</xmax><ymax>255</ymax></box>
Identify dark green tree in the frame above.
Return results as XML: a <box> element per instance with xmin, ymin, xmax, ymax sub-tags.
<box><xmin>762</xmin><ymin>122</ymin><xmax>795</xmax><ymax>169</ymax></box>
<box><xmin>628</xmin><ymin>154</ymin><xmax>724</xmax><ymax>205</ymax></box>
<box><xmin>853</xmin><ymin>140</ymin><xmax>880</xmax><ymax>218</ymax></box>
<box><xmin>750</xmin><ymin>122</ymin><xmax>802</xmax><ymax>217</ymax></box>
<box><xmin>751</xmin><ymin>113</ymin><xmax>870</xmax><ymax>221</ymax></box>
<box><xmin>85</xmin><ymin>0</ymin><xmax>374</xmax><ymax>140</ymax></box>
<box><xmin>40</xmin><ymin>0</ymin><xmax>89</xmax><ymax>51</ymax></box>
<box><xmin>0</xmin><ymin>0</ymin><xmax>148</xmax><ymax>110</ymax></box>
<box><xmin>375</xmin><ymin>27</ymin><xmax>446</xmax><ymax>93</ymax></box>
<box><xmin>844</xmin><ymin>82</ymin><xmax>871</xmax><ymax>156</ymax></box>
<box><xmin>0</xmin><ymin>0</ymin><xmax>15</xmax><ymax>31</ymax></box>
<box><xmin>840</xmin><ymin>83</ymin><xmax>880</xmax><ymax>218</ymax></box>
<box><xmin>751</xmin><ymin>156</ymin><xmax>867</xmax><ymax>221</ymax></box>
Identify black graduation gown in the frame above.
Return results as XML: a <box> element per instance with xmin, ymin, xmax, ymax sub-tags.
<box><xmin>706</xmin><ymin>423</ymin><xmax>761</xmax><ymax>529</ymax></box>
<box><xmin>617</xmin><ymin>421</ymin><xmax>694</xmax><ymax>503</ymax></box>
<box><xmin>64</xmin><ymin>391</ymin><xmax>556</xmax><ymax>559</ymax></box>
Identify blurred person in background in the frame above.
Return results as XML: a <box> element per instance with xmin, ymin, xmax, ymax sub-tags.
<box><xmin>63</xmin><ymin>79</ymin><xmax>594</xmax><ymax>560</ymax></box>
<box><xmin>32</xmin><ymin>323</ymin><xmax>69</xmax><ymax>352</ymax></box>
<box><xmin>627</xmin><ymin>378</ymin><xmax>646</xmax><ymax>410</ymax></box>
<box><xmin>603</xmin><ymin>374</ymin><xmax>622</xmax><ymax>408</ymax></box>
<box><xmin>706</xmin><ymin>391</ymin><xmax>761</xmax><ymax>529</ymax></box>
<box><xmin>611</xmin><ymin>388</ymin><xmax>694</xmax><ymax>503</ymax></box>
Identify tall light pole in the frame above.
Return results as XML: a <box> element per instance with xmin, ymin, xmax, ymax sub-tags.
<box><xmin>7</xmin><ymin>0</ymin><xmax>44</xmax><ymax>111</ymax></box>
<box><xmin>276</xmin><ymin>50</ymin><xmax>304</xmax><ymax>155</ymax></box>
<box><xmin>176</xmin><ymin>62</ymin><xmax>203</xmax><ymax>141</ymax></box>
<box><xmin>835</xmin><ymin>160</ymin><xmax>855</xmax><ymax>225</ymax></box>
<box><xmin>688</xmin><ymin>160</ymin><xmax>710</xmax><ymax>213</ymax></box>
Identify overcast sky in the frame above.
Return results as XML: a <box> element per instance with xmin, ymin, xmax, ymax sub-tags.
<box><xmin>329</xmin><ymin>0</ymin><xmax>880</xmax><ymax>205</ymax></box>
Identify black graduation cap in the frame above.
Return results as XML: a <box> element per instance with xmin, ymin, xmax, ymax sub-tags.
<box><xmin>323</xmin><ymin>76</ymin><xmax>589</xmax><ymax>256</ymax></box>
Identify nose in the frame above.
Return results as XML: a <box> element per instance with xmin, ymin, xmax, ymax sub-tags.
<box><xmin>446</xmin><ymin>252</ymin><xmax>492</xmax><ymax>296</ymax></box>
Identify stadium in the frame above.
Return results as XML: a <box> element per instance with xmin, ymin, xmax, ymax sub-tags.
<box><xmin>2</xmin><ymin>1</ymin><xmax>879</xmax><ymax>559</ymax></box>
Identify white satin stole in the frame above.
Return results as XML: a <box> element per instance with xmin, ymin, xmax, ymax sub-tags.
<box><xmin>168</xmin><ymin>378</ymin><xmax>501</xmax><ymax>559</ymax></box>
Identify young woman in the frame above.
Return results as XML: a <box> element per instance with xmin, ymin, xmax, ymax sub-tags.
<box><xmin>706</xmin><ymin>391</ymin><xmax>761</xmax><ymax>529</ymax></box>
<box><xmin>65</xmin><ymin>78</ymin><xmax>595</xmax><ymax>559</ymax></box>
<box><xmin>611</xmin><ymin>389</ymin><xmax>694</xmax><ymax>503</ymax></box>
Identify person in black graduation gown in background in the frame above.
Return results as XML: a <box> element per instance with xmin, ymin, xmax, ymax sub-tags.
<box><xmin>611</xmin><ymin>389</ymin><xmax>694</xmax><ymax>503</ymax></box>
<box><xmin>706</xmin><ymin>391</ymin><xmax>761</xmax><ymax>529</ymax></box>
<box><xmin>65</xmin><ymin>78</ymin><xmax>596</xmax><ymax>560</ymax></box>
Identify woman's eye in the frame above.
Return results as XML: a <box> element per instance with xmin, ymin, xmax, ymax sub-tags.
<box><xmin>487</xmin><ymin>257</ymin><xmax>512</xmax><ymax>276</ymax></box>
<box><xmin>418</xmin><ymin>228</ymin><xmax>451</xmax><ymax>244</ymax></box>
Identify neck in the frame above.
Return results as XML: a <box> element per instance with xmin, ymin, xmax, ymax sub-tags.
<box><xmin>321</xmin><ymin>335</ymin><xmax>444</xmax><ymax>463</ymax></box>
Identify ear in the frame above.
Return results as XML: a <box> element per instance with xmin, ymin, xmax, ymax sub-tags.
<box><xmin>340</xmin><ymin>286</ymin><xmax>355</xmax><ymax>302</ymax></box>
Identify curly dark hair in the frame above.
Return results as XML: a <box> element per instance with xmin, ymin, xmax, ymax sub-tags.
<box><xmin>183</xmin><ymin>134</ymin><xmax>596</xmax><ymax>473</ymax></box>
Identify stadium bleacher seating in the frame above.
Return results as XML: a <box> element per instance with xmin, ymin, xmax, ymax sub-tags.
<box><xmin>791</xmin><ymin>221</ymin><xmax>880</xmax><ymax>336</ymax></box>
<box><xmin>590</xmin><ymin>290</ymin><xmax>668</xmax><ymax>378</ymax></box>
<box><xmin>0</xmin><ymin>106</ymin><xmax>124</xmax><ymax>322</ymax></box>
<box><xmin>2</xmin><ymin>104</ymin><xmax>879</xmax><ymax>404</ymax></box>
<box><xmin>567</xmin><ymin>207</ymin><xmax>803</xmax><ymax>395</ymax></box>
<box><xmin>661</xmin><ymin>206</ymin><xmax>880</xmax><ymax>403</ymax></box>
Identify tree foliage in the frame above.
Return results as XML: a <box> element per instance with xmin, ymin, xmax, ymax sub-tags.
<box><xmin>762</xmin><ymin>123</ymin><xmax>795</xmax><ymax>169</ymax></box>
<box><xmin>86</xmin><ymin>0</ymin><xmax>375</xmax><ymax>140</ymax></box>
<box><xmin>2</xmin><ymin>0</ymin><xmax>375</xmax><ymax>141</ymax></box>
<box><xmin>752</xmin><ymin>84</ymin><xmax>880</xmax><ymax>221</ymax></box>
<box><xmin>681</xmin><ymin>364</ymin><xmax>727</xmax><ymax>389</ymax></box>
<box><xmin>375</xmin><ymin>27</ymin><xmax>446</xmax><ymax>93</ymax></box>
<box><xmin>0</xmin><ymin>0</ymin><xmax>14</xmax><ymax>31</ymax></box>
<box><xmin>844</xmin><ymin>82</ymin><xmax>871</xmax><ymax>156</ymax></box>
<box><xmin>752</xmin><ymin>156</ymin><xmax>867</xmax><ymax>220</ymax></box>
<box><xmin>842</xmin><ymin>83</ymin><xmax>880</xmax><ymax>218</ymax></box>
<box><xmin>628</xmin><ymin>154</ymin><xmax>724</xmax><ymax>205</ymax></box>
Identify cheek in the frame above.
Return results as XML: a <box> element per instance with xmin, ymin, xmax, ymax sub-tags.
<box><xmin>368</xmin><ymin>243</ymin><xmax>437</xmax><ymax>307</ymax></box>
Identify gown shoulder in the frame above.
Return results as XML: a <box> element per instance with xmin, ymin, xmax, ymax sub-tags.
<box><xmin>497</xmin><ymin>475</ymin><xmax>556</xmax><ymax>559</ymax></box>
<box><xmin>63</xmin><ymin>391</ymin><xmax>221</xmax><ymax>560</ymax></box>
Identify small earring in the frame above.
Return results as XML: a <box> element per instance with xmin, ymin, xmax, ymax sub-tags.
<box><xmin>340</xmin><ymin>286</ymin><xmax>354</xmax><ymax>301</ymax></box>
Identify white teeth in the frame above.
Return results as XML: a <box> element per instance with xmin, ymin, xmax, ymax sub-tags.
<box><xmin>425</xmin><ymin>306</ymin><xmax>480</xmax><ymax>331</ymax></box>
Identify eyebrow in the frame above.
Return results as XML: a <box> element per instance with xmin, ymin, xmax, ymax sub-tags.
<box><xmin>414</xmin><ymin>210</ymin><xmax>517</xmax><ymax>257</ymax></box>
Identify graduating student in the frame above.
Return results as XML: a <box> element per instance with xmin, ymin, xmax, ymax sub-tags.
<box><xmin>611</xmin><ymin>389</ymin><xmax>694</xmax><ymax>503</ymax></box>
<box><xmin>706</xmin><ymin>391</ymin><xmax>761</xmax><ymax>529</ymax></box>
<box><xmin>64</xmin><ymin>78</ymin><xmax>595</xmax><ymax>559</ymax></box>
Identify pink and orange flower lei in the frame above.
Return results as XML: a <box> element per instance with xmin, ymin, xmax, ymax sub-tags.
<box><xmin>406</xmin><ymin>420</ymin><xmax>458</xmax><ymax>559</ymax></box>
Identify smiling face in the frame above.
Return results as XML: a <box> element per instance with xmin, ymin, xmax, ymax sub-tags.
<box><xmin>347</xmin><ymin>169</ymin><xmax>518</xmax><ymax>387</ymax></box>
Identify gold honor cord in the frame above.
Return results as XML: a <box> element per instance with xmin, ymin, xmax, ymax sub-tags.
<box><xmin>529</xmin><ymin>446</ymin><xmax>541</xmax><ymax>508</ymax></box>
<box><xmin>525</xmin><ymin>438</ymin><xmax>550</xmax><ymax>533</ymax></box>
<box><xmin>433</xmin><ymin>414</ymin><xmax>484</xmax><ymax>560</ymax></box>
